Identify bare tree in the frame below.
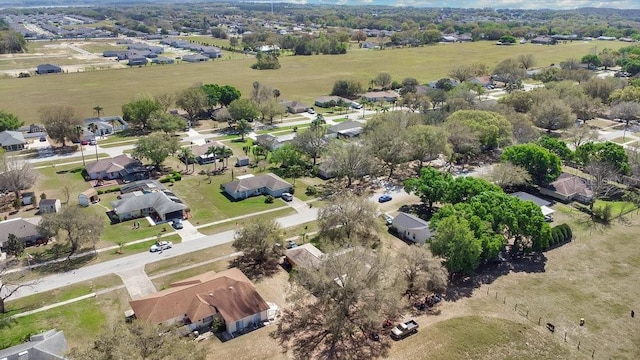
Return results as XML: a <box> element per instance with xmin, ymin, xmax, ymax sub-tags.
<box><xmin>564</xmin><ymin>125</ymin><xmax>598</xmax><ymax>149</ymax></box>
<box><xmin>448</xmin><ymin>64</ymin><xmax>474</xmax><ymax>83</ymax></box>
<box><xmin>0</xmin><ymin>262</ymin><xmax>37</xmax><ymax>313</ymax></box>
<box><xmin>38</xmin><ymin>105</ymin><xmax>83</xmax><ymax>147</ymax></box>
<box><xmin>516</xmin><ymin>53</ymin><xmax>536</xmax><ymax>70</ymax></box>
<box><xmin>611</xmin><ymin>101</ymin><xmax>640</xmax><ymax>140</ymax></box>
<box><xmin>155</xmin><ymin>92</ymin><xmax>175</xmax><ymax>112</ymax></box>
<box><xmin>396</xmin><ymin>245</ymin><xmax>448</xmax><ymax>301</ymax></box>
<box><xmin>291</xmin><ymin>127</ymin><xmax>328</xmax><ymax>166</ymax></box>
<box><xmin>374</xmin><ymin>72</ymin><xmax>393</xmax><ymax>89</ymax></box>
<box><xmin>62</xmin><ymin>185</ymin><xmax>71</xmax><ymax>205</ymax></box>
<box><xmin>38</xmin><ymin>206</ymin><xmax>104</xmax><ymax>258</ymax></box>
<box><xmin>584</xmin><ymin>160</ymin><xmax>624</xmax><ymax>211</ymax></box>
<box><xmin>0</xmin><ymin>154</ymin><xmax>38</xmax><ymax>199</ymax></box>
<box><xmin>273</xmin><ymin>247</ymin><xmax>401</xmax><ymax>360</ymax></box>
<box><xmin>317</xmin><ymin>193</ymin><xmax>380</xmax><ymax>245</ymax></box>
<box><xmin>232</xmin><ymin>218</ymin><xmax>284</xmax><ymax>279</ymax></box>
<box><xmin>484</xmin><ymin>162</ymin><xmax>531</xmax><ymax>189</ymax></box>
<box><xmin>325</xmin><ymin>142</ymin><xmax>373</xmax><ymax>187</ymax></box>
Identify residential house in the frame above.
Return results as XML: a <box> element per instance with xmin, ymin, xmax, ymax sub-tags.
<box><xmin>110</xmin><ymin>190</ymin><xmax>186</xmax><ymax>223</ymax></box>
<box><xmin>279</xmin><ymin>100</ymin><xmax>309</xmax><ymax>114</ymax></box>
<box><xmin>84</xmin><ymin>116</ymin><xmax>128</xmax><ymax>136</ymax></box>
<box><xmin>0</xmin><ymin>329</ymin><xmax>67</xmax><ymax>360</ymax></box>
<box><xmin>256</xmin><ymin>44</ymin><xmax>280</xmax><ymax>52</ymax></box>
<box><xmin>254</xmin><ymin>133</ymin><xmax>296</xmax><ymax>151</ymax></box>
<box><xmin>120</xmin><ymin>179</ymin><xmax>165</xmax><ymax>194</ymax></box>
<box><xmin>201</xmin><ymin>46</ymin><xmax>223</xmax><ymax>58</ymax></box>
<box><xmin>392</xmin><ymin>212</ymin><xmax>433</xmax><ymax>244</ymax></box>
<box><xmin>314</xmin><ymin>96</ymin><xmax>349</xmax><ymax>108</ymax></box>
<box><xmin>540</xmin><ymin>173</ymin><xmax>594</xmax><ymax>204</ymax></box>
<box><xmin>78</xmin><ymin>188</ymin><xmax>99</xmax><ymax>206</ymax></box>
<box><xmin>129</xmin><ymin>268</ymin><xmax>270</xmax><ymax>334</ymax></box>
<box><xmin>327</xmin><ymin>120</ymin><xmax>363</xmax><ymax>138</ymax></box>
<box><xmin>470</xmin><ymin>76</ymin><xmax>493</xmax><ymax>88</ymax></box>
<box><xmin>285</xmin><ymin>243</ymin><xmax>324</xmax><ymax>270</ymax></box>
<box><xmin>36</xmin><ymin>63</ymin><xmax>62</xmax><ymax>74</ymax></box>
<box><xmin>188</xmin><ymin>142</ymin><xmax>228</xmax><ymax>165</ymax></box>
<box><xmin>39</xmin><ymin>198</ymin><xmax>61</xmax><ymax>213</ymax></box>
<box><xmin>85</xmin><ymin>154</ymin><xmax>148</xmax><ymax>181</ymax></box>
<box><xmin>152</xmin><ymin>57</ymin><xmax>175</xmax><ymax>65</ymax></box>
<box><xmin>531</xmin><ymin>36</ymin><xmax>556</xmax><ymax>45</ymax></box>
<box><xmin>360</xmin><ymin>90</ymin><xmax>399</xmax><ymax>103</ymax></box>
<box><xmin>0</xmin><ymin>217</ymin><xmax>42</xmax><ymax>250</ymax></box>
<box><xmin>317</xmin><ymin>161</ymin><xmax>337</xmax><ymax>180</ymax></box>
<box><xmin>509</xmin><ymin>191</ymin><xmax>555</xmax><ymax>218</ymax></box>
<box><xmin>597</xmin><ymin>36</ymin><xmax>617</xmax><ymax>41</ymax></box>
<box><xmin>182</xmin><ymin>54</ymin><xmax>209</xmax><ymax>63</ymax></box>
<box><xmin>128</xmin><ymin>56</ymin><xmax>148</xmax><ymax>66</ymax></box>
<box><xmin>223</xmin><ymin>173</ymin><xmax>292</xmax><ymax>200</ymax></box>
<box><xmin>0</xmin><ymin>131</ymin><xmax>26</xmax><ymax>151</ymax></box>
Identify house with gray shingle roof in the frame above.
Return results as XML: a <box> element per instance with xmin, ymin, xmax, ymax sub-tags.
<box><xmin>111</xmin><ymin>190</ymin><xmax>186</xmax><ymax>223</ymax></box>
<box><xmin>0</xmin><ymin>329</ymin><xmax>67</xmax><ymax>360</ymax></box>
<box><xmin>392</xmin><ymin>212</ymin><xmax>432</xmax><ymax>244</ymax></box>
<box><xmin>0</xmin><ymin>217</ymin><xmax>42</xmax><ymax>249</ymax></box>
<box><xmin>327</xmin><ymin>120</ymin><xmax>363</xmax><ymax>138</ymax></box>
<box><xmin>223</xmin><ymin>173</ymin><xmax>292</xmax><ymax>200</ymax></box>
<box><xmin>85</xmin><ymin>154</ymin><xmax>148</xmax><ymax>181</ymax></box>
<box><xmin>0</xmin><ymin>131</ymin><xmax>26</xmax><ymax>151</ymax></box>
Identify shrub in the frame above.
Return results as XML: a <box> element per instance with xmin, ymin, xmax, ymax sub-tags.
<box><xmin>593</xmin><ymin>203</ymin><xmax>613</xmax><ymax>223</ymax></box>
<box><xmin>265</xmin><ymin>195</ymin><xmax>274</xmax><ymax>203</ymax></box>
<box><xmin>306</xmin><ymin>185</ymin><xmax>318</xmax><ymax>196</ymax></box>
<box><xmin>289</xmin><ymin>187</ymin><xmax>295</xmax><ymax>195</ymax></box>
<box><xmin>563</xmin><ymin>224</ymin><xmax>573</xmax><ymax>241</ymax></box>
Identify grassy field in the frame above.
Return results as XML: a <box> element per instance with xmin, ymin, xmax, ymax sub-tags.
<box><xmin>0</xmin><ymin>40</ymin><xmax>628</xmax><ymax>121</ymax></box>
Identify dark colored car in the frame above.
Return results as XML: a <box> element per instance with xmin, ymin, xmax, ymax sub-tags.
<box><xmin>39</xmin><ymin>136</ymin><xmax>47</xmax><ymax>142</ymax></box>
<box><xmin>378</xmin><ymin>194</ymin><xmax>392</xmax><ymax>203</ymax></box>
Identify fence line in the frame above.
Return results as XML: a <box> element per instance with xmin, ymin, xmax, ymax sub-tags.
<box><xmin>486</xmin><ymin>287</ymin><xmax>597</xmax><ymax>359</ymax></box>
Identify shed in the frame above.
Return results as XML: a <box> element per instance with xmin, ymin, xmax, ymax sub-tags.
<box><xmin>235</xmin><ymin>156</ymin><xmax>250</xmax><ymax>167</ymax></box>
<box><xmin>79</xmin><ymin>188</ymin><xmax>99</xmax><ymax>206</ymax></box>
<box><xmin>39</xmin><ymin>198</ymin><xmax>61</xmax><ymax>213</ymax></box>
<box><xmin>36</xmin><ymin>63</ymin><xmax>62</xmax><ymax>74</ymax></box>
<box><xmin>285</xmin><ymin>243</ymin><xmax>324</xmax><ymax>270</ymax></box>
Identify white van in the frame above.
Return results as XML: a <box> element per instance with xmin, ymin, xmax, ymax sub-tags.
<box><xmin>351</xmin><ymin>102</ymin><xmax>362</xmax><ymax>109</ymax></box>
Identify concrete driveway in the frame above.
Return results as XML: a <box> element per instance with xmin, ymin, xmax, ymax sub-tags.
<box><xmin>175</xmin><ymin>220</ymin><xmax>205</xmax><ymax>242</ymax></box>
<box><xmin>116</xmin><ymin>265</ymin><xmax>156</xmax><ymax>300</ymax></box>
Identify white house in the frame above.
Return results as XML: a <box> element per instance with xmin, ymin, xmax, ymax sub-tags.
<box><xmin>392</xmin><ymin>212</ymin><xmax>433</xmax><ymax>244</ymax></box>
<box><xmin>39</xmin><ymin>198</ymin><xmax>61</xmax><ymax>213</ymax></box>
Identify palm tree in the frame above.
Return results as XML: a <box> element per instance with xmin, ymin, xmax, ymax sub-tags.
<box><xmin>87</xmin><ymin>123</ymin><xmax>99</xmax><ymax>161</ymax></box>
<box><xmin>93</xmin><ymin>106</ymin><xmax>103</xmax><ymax>118</ymax></box>
<box><xmin>272</xmin><ymin>88</ymin><xmax>281</xmax><ymax>100</ymax></box>
<box><xmin>220</xmin><ymin>146</ymin><xmax>233</xmax><ymax>168</ymax></box>
<box><xmin>237</xmin><ymin>119</ymin><xmax>252</xmax><ymax>141</ymax></box>
<box><xmin>205</xmin><ymin>146</ymin><xmax>218</xmax><ymax>172</ymax></box>
<box><xmin>179</xmin><ymin>147</ymin><xmax>194</xmax><ymax>172</ymax></box>
<box><xmin>311</xmin><ymin>114</ymin><xmax>326</xmax><ymax>129</ymax></box>
<box><xmin>75</xmin><ymin>125</ymin><xmax>85</xmax><ymax>166</ymax></box>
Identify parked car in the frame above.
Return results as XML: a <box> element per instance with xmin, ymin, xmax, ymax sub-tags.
<box><xmin>89</xmin><ymin>139</ymin><xmax>97</xmax><ymax>146</ymax></box>
<box><xmin>286</xmin><ymin>239</ymin><xmax>297</xmax><ymax>249</ymax></box>
<box><xmin>380</xmin><ymin>213</ymin><xmax>394</xmax><ymax>226</ymax></box>
<box><xmin>390</xmin><ymin>320</ymin><xmax>419</xmax><ymax>340</ymax></box>
<box><xmin>282</xmin><ymin>192</ymin><xmax>293</xmax><ymax>202</ymax></box>
<box><xmin>351</xmin><ymin>101</ymin><xmax>363</xmax><ymax>109</ymax></box>
<box><xmin>81</xmin><ymin>140</ymin><xmax>88</xmax><ymax>145</ymax></box>
<box><xmin>307</xmin><ymin>108</ymin><xmax>315</xmax><ymax>114</ymax></box>
<box><xmin>39</xmin><ymin>136</ymin><xmax>47</xmax><ymax>142</ymax></box>
<box><xmin>378</xmin><ymin>194</ymin><xmax>392</xmax><ymax>203</ymax></box>
<box><xmin>172</xmin><ymin>219</ymin><xmax>184</xmax><ymax>229</ymax></box>
<box><xmin>150</xmin><ymin>241</ymin><xmax>173</xmax><ymax>252</ymax></box>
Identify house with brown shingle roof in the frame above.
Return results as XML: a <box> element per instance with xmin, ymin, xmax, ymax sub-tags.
<box><xmin>85</xmin><ymin>154</ymin><xmax>148</xmax><ymax>181</ymax></box>
<box><xmin>223</xmin><ymin>173</ymin><xmax>292</xmax><ymax>200</ymax></box>
<box><xmin>129</xmin><ymin>268</ymin><xmax>270</xmax><ymax>334</ymax></box>
<box><xmin>540</xmin><ymin>173</ymin><xmax>594</xmax><ymax>204</ymax></box>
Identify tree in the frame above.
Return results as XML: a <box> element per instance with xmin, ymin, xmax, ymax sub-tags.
<box><xmin>374</xmin><ymin>72</ymin><xmax>392</xmax><ymax>89</ymax></box>
<box><xmin>5</xmin><ymin>233</ymin><xmax>24</xmax><ymax>257</ymax></box>
<box><xmin>236</xmin><ymin>119</ymin><xmax>252</xmax><ymax>141</ymax></box>
<box><xmin>581</xmin><ymin>77</ymin><xmax>624</xmax><ymax>104</ymax></box>
<box><xmin>0</xmin><ymin>154</ymin><xmax>38</xmax><ymax>199</ymax></box>
<box><xmin>0</xmin><ymin>262</ymin><xmax>35</xmax><ymax>313</ymax></box>
<box><xmin>530</xmin><ymin>98</ymin><xmax>575</xmax><ymax>133</ymax></box>
<box><xmin>516</xmin><ymin>53</ymin><xmax>536</xmax><ymax>70</ymax></box>
<box><xmin>132</xmin><ymin>133</ymin><xmax>180</xmax><ymax>170</ymax></box>
<box><xmin>0</xmin><ymin>30</ymin><xmax>27</xmax><ymax>54</ymax></box>
<box><xmin>363</xmin><ymin>115</ymin><xmax>411</xmax><ymax>178</ymax></box>
<box><xmin>92</xmin><ymin>105</ymin><xmax>103</xmax><ymax>117</ymax></box>
<box><xmin>445</xmin><ymin>110</ymin><xmax>512</xmax><ymax>150</ymax></box>
<box><xmin>325</xmin><ymin>142</ymin><xmax>372</xmax><ymax>187</ymax></box>
<box><xmin>404</xmin><ymin>167</ymin><xmax>452</xmax><ymax>210</ymax></box>
<box><xmin>179</xmin><ymin>147</ymin><xmax>194</xmax><ymax>172</ymax></box>
<box><xmin>501</xmin><ymin>144</ymin><xmax>562</xmax><ymax>185</ymax></box>
<box><xmin>38</xmin><ymin>206</ymin><xmax>104</xmax><ymax>257</ymax></box>
<box><xmin>397</xmin><ymin>245</ymin><xmax>448</xmax><ymax>300</ymax></box>
<box><xmin>149</xmin><ymin>111</ymin><xmax>186</xmax><ymax>134</ymax></box>
<box><xmin>611</xmin><ymin>101</ymin><xmax>640</xmax><ymax>140</ymax></box>
<box><xmin>499</xmin><ymin>91</ymin><xmax>534</xmax><ymax>113</ymax></box>
<box><xmin>175</xmin><ymin>86</ymin><xmax>208</xmax><ymax>121</ymax></box>
<box><xmin>0</xmin><ymin>110</ymin><xmax>23</xmax><ymax>131</ymax></box>
<box><xmin>121</xmin><ymin>96</ymin><xmax>162</xmax><ymax>131</ymax></box>
<box><xmin>493</xmin><ymin>58</ymin><xmax>526</xmax><ymax>93</ymax></box>
<box><xmin>68</xmin><ymin>321</ymin><xmax>205</xmax><ymax>360</ymax></box>
<box><xmin>564</xmin><ymin>125</ymin><xmax>597</xmax><ymax>149</ymax></box>
<box><xmin>499</xmin><ymin>35</ymin><xmax>516</xmax><ymax>44</ymax></box>
<box><xmin>407</xmin><ymin>125</ymin><xmax>449</xmax><ymax>171</ymax></box>
<box><xmin>610</xmin><ymin>85</ymin><xmax>640</xmax><ymax>104</ymax></box>
<box><xmin>259</xmin><ymin>97</ymin><xmax>285</xmax><ymax>124</ymax></box>
<box><xmin>271</xmin><ymin>144</ymin><xmax>305</xmax><ymax>168</ymax></box>
<box><xmin>599</xmin><ymin>49</ymin><xmax>619</xmax><ymax>69</ymax></box>
<box><xmin>444</xmin><ymin>176</ymin><xmax>501</xmax><ymax>204</ymax></box>
<box><xmin>430</xmin><ymin>215</ymin><xmax>481</xmax><ymax>276</ymax></box>
<box><xmin>38</xmin><ymin>105</ymin><xmax>83</xmax><ymax>146</ymax></box>
<box><xmin>228</xmin><ymin>98</ymin><xmax>260</xmax><ymax>122</ymax></box>
<box><xmin>581</xmin><ymin>54</ymin><xmax>602</xmax><ymax>68</ymax></box>
<box><xmin>218</xmin><ymin>85</ymin><xmax>242</xmax><ymax>107</ymax></box>
<box><xmin>574</xmin><ymin>141</ymin><xmax>630</xmax><ymax>175</ymax></box>
<box><xmin>155</xmin><ymin>92</ymin><xmax>175</xmax><ymax>112</ymax></box>
<box><xmin>584</xmin><ymin>160</ymin><xmax>624</xmax><ymax>211</ymax></box>
<box><xmin>318</xmin><ymin>193</ymin><xmax>379</xmax><ymax>245</ymax></box>
<box><xmin>274</xmin><ymin>247</ymin><xmax>399</xmax><ymax>360</ymax></box>
<box><xmin>484</xmin><ymin>162</ymin><xmax>531</xmax><ymax>189</ymax></box>
<box><xmin>232</xmin><ymin>218</ymin><xmax>284</xmax><ymax>278</ymax></box>
<box><xmin>508</xmin><ymin>112</ymin><xmax>539</xmax><ymax>144</ymax></box>
<box><xmin>331</xmin><ymin>79</ymin><xmax>363</xmax><ymax>99</ymax></box>
<box><xmin>252</xmin><ymin>51</ymin><xmax>280</xmax><ymax>70</ymax></box>
<box><xmin>537</xmin><ymin>135</ymin><xmax>573</xmax><ymax>161</ymax></box>
<box><xmin>448</xmin><ymin>64</ymin><xmax>474</xmax><ymax>83</ymax></box>
<box><xmin>292</xmin><ymin>127</ymin><xmax>327</xmax><ymax>166</ymax></box>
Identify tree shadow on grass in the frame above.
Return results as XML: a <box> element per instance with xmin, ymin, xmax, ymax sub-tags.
<box><xmin>230</xmin><ymin>256</ymin><xmax>281</xmax><ymax>281</ymax></box>
<box><xmin>445</xmin><ymin>252</ymin><xmax>547</xmax><ymax>302</ymax></box>
<box><xmin>32</xmin><ymin>251</ymin><xmax>97</xmax><ymax>275</ymax></box>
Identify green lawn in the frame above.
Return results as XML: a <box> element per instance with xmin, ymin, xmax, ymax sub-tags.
<box><xmin>197</xmin><ymin>207</ymin><xmax>295</xmax><ymax>235</ymax></box>
<box><xmin>592</xmin><ymin>200</ymin><xmax>637</xmax><ymax>218</ymax></box>
<box><xmin>32</xmin><ymin>153</ymin><xmax>110</xmax><ymax>169</ymax></box>
<box><xmin>169</xmin><ymin>174</ymin><xmax>288</xmax><ymax>224</ymax></box>
<box><xmin>34</xmin><ymin>165</ymin><xmax>93</xmax><ymax>201</ymax></box>
<box><xmin>1</xmin><ymin>40</ymin><xmax>628</xmax><ymax>121</ymax></box>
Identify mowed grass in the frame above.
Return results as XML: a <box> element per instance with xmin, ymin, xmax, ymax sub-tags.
<box><xmin>0</xmin><ymin>40</ymin><xmax>627</xmax><ymax>121</ymax></box>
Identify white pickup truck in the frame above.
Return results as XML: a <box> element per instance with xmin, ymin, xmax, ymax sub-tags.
<box><xmin>390</xmin><ymin>319</ymin><xmax>419</xmax><ymax>340</ymax></box>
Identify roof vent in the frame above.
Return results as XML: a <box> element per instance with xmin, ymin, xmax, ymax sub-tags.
<box><xmin>228</xmin><ymin>286</ymin><xmax>234</xmax><ymax>291</ymax></box>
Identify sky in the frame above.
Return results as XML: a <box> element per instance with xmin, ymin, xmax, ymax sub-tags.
<box><xmin>304</xmin><ymin>0</ymin><xmax>640</xmax><ymax>9</ymax></box>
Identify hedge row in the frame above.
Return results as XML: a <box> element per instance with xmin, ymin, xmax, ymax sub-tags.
<box><xmin>160</xmin><ymin>171</ymin><xmax>182</xmax><ymax>183</ymax></box>
<box><xmin>97</xmin><ymin>187</ymin><xmax>121</xmax><ymax>195</ymax></box>
<box><xmin>548</xmin><ymin>223</ymin><xmax>573</xmax><ymax>248</ymax></box>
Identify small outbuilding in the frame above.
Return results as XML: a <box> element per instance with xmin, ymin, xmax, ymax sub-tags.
<box><xmin>39</xmin><ymin>198</ymin><xmax>61</xmax><ymax>213</ymax></box>
<box><xmin>78</xmin><ymin>188</ymin><xmax>99</xmax><ymax>206</ymax></box>
<box><xmin>36</xmin><ymin>63</ymin><xmax>62</xmax><ymax>74</ymax></box>
<box><xmin>235</xmin><ymin>156</ymin><xmax>250</xmax><ymax>167</ymax></box>
<box><xmin>392</xmin><ymin>212</ymin><xmax>433</xmax><ymax>244</ymax></box>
